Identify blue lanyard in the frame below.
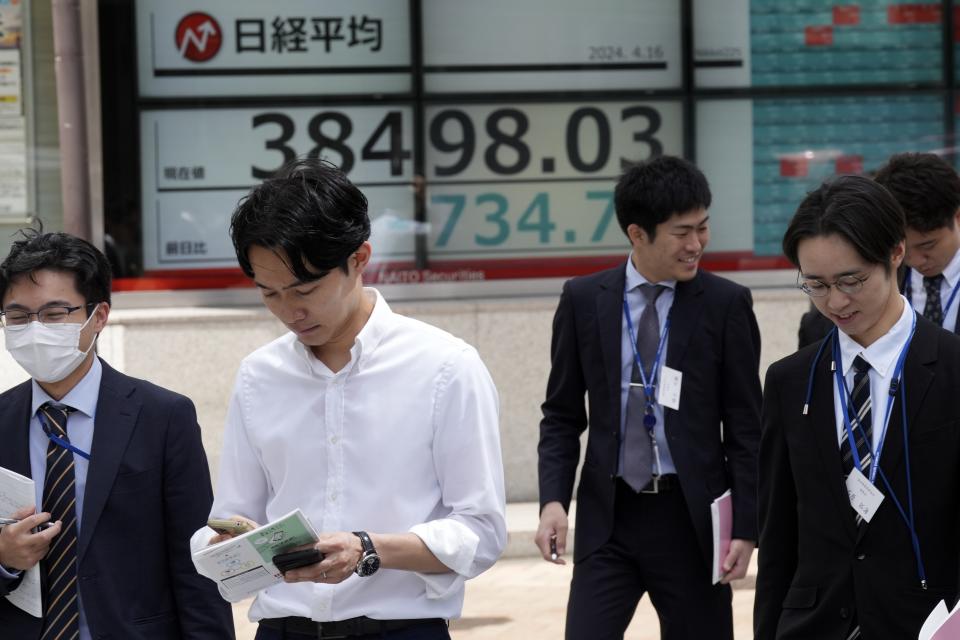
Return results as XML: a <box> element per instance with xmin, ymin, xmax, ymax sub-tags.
<box><xmin>905</xmin><ymin>271</ymin><xmax>960</xmax><ymax>325</ymax></box>
<box><xmin>830</xmin><ymin>314</ymin><xmax>926</xmax><ymax>588</ymax></box>
<box><xmin>622</xmin><ymin>297</ymin><xmax>670</xmax><ymax>432</ymax></box>
<box><xmin>37</xmin><ymin>412</ymin><xmax>91</xmax><ymax>461</ymax></box>
<box><xmin>832</xmin><ymin>311</ymin><xmax>915</xmax><ymax>484</ymax></box>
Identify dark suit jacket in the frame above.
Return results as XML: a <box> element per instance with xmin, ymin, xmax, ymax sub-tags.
<box><xmin>755</xmin><ymin>316</ymin><xmax>960</xmax><ymax>639</ymax></box>
<box><xmin>538</xmin><ymin>265</ymin><xmax>762</xmax><ymax>564</ymax></box>
<box><xmin>0</xmin><ymin>359</ymin><xmax>234</xmax><ymax>639</ymax></box>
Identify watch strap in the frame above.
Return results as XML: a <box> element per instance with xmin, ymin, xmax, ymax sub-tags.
<box><xmin>352</xmin><ymin>530</ymin><xmax>375</xmax><ymax>553</ymax></box>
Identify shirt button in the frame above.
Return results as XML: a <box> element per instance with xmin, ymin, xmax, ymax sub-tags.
<box><xmin>856</xmin><ymin>553</ymin><xmax>866</xmax><ymax>561</ymax></box>
<box><xmin>330</xmin><ymin>436</ymin><xmax>339</xmax><ymax>444</ymax></box>
<box><xmin>330</xmin><ymin>494</ymin><xmax>338</xmax><ymax>502</ymax></box>
<box><xmin>840</xmin><ymin>607</ymin><xmax>849</xmax><ymax>619</ymax></box>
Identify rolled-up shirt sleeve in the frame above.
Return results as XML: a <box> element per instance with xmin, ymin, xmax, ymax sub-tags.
<box><xmin>411</xmin><ymin>346</ymin><xmax>506</xmax><ymax>598</ymax></box>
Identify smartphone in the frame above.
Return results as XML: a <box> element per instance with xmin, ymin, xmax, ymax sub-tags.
<box><xmin>273</xmin><ymin>548</ymin><xmax>323</xmax><ymax>574</ymax></box>
<box><xmin>207</xmin><ymin>518</ymin><xmax>254</xmax><ymax>536</ymax></box>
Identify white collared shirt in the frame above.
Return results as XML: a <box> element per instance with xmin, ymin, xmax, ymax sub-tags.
<box><xmin>619</xmin><ymin>255</ymin><xmax>678</xmax><ymax>476</ymax></box>
<box><xmin>833</xmin><ymin>296</ymin><xmax>914</xmax><ymax>452</ymax></box>
<box><xmin>191</xmin><ymin>289</ymin><xmax>506</xmax><ymax>622</ymax></box>
<box><xmin>907</xmin><ymin>248</ymin><xmax>960</xmax><ymax>331</ymax></box>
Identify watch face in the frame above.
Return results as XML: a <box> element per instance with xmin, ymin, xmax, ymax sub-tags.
<box><xmin>358</xmin><ymin>552</ymin><xmax>381</xmax><ymax>577</ymax></box>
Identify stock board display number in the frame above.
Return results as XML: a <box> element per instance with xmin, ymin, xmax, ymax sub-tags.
<box><xmin>429</xmin><ymin>105</ymin><xmax>663</xmax><ymax>178</ymax></box>
<box><xmin>251</xmin><ymin>110</ymin><xmax>410</xmax><ymax>179</ymax></box>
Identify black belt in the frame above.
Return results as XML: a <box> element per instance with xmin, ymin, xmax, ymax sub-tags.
<box><xmin>260</xmin><ymin>615</ymin><xmax>446</xmax><ymax>638</ymax></box>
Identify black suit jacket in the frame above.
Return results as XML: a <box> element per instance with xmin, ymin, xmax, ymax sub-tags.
<box><xmin>0</xmin><ymin>359</ymin><xmax>234</xmax><ymax>639</ymax></box>
<box><xmin>755</xmin><ymin>316</ymin><xmax>960</xmax><ymax>639</ymax></box>
<box><xmin>538</xmin><ymin>265</ymin><xmax>762</xmax><ymax>564</ymax></box>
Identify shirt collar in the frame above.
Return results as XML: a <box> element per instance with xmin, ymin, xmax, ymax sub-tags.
<box><xmin>940</xmin><ymin>247</ymin><xmax>960</xmax><ymax>290</ymax></box>
<box><xmin>624</xmin><ymin>253</ymin><xmax>677</xmax><ymax>292</ymax></box>
<box><xmin>299</xmin><ymin>287</ymin><xmax>390</xmax><ymax>377</ymax></box>
<box><xmin>837</xmin><ymin>295</ymin><xmax>913</xmax><ymax>378</ymax></box>
<box><xmin>31</xmin><ymin>356</ymin><xmax>102</xmax><ymax>419</ymax></box>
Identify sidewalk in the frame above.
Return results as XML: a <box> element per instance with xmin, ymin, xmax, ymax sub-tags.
<box><xmin>231</xmin><ymin>502</ymin><xmax>756</xmax><ymax>639</ymax></box>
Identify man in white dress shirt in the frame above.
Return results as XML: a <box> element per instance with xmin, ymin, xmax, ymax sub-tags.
<box><xmin>192</xmin><ymin>158</ymin><xmax>507</xmax><ymax>640</ymax></box>
<box><xmin>875</xmin><ymin>152</ymin><xmax>960</xmax><ymax>334</ymax></box>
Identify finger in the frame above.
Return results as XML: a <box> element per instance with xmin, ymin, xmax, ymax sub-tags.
<box><xmin>37</xmin><ymin>520</ymin><xmax>62</xmax><ymax>541</ymax></box>
<box><xmin>11</xmin><ymin>506</ymin><xmax>36</xmax><ymax>520</ymax></box>
<box><xmin>14</xmin><ymin>512</ymin><xmax>52</xmax><ymax>534</ymax></box>
<box><xmin>209</xmin><ymin>533</ymin><xmax>233</xmax><ymax>545</ymax></box>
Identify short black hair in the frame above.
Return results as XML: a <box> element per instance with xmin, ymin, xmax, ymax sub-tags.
<box><xmin>0</xmin><ymin>228</ymin><xmax>112</xmax><ymax>306</ymax></box>
<box><xmin>614</xmin><ymin>156</ymin><xmax>711</xmax><ymax>240</ymax></box>
<box><xmin>230</xmin><ymin>158</ymin><xmax>370</xmax><ymax>282</ymax></box>
<box><xmin>782</xmin><ymin>175</ymin><xmax>905</xmax><ymax>272</ymax></box>
<box><xmin>873</xmin><ymin>152</ymin><xmax>960</xmax><ymax>232</ymax></box>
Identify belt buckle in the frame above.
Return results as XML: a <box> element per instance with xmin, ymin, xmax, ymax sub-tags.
<box><xmin>640</xmin><ymin>475</ymin><xmax>660</xmax><ymax>494</ymax></box>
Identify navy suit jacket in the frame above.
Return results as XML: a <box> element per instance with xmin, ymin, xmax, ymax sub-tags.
<box><xmin>538</xmin><ymin>265</ymin><xmax>762</xmax><ymax>564</ymax></box>
<box><xmin>756</xmin><ymin>316</ymin><xmax>960</xmax><ymax>639</ymax></box>
<box><xmin>0</xmin><ymin>359</ymin><xmax>234</xmax><ymax>639</ymax></box>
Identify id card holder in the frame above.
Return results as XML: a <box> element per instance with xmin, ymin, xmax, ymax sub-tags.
<box><xmin>845</xmin><ymin>468</ymin><xmax>884</xmax><ymax>522</ymax></box>
<box><xmin>658</xmin><ymin>366</ymin><xmax>682</xmax><ymax>410</ymax></box>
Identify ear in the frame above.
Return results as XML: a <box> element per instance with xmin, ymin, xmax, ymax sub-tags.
<box><xmin>626</xmin><ymin>224</ymin><xmax>647</xmax><ymax>248</ymax></box>
<box><xmin>91</xmin><ymin>302</ymin><xmax>111</xmax><ymax>334</ymax></box>
<box><xmin>890</xmin><ymin>239</ymin><xmax>906</xmax><ymax>269</ymax></box>
<box><xmin>352</xmin><ymin>241</ymin><xmax>373</xmax><ymax>275</ymax></box>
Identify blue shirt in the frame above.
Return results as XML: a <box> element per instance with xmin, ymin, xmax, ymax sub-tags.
<box><xmin>0</xmin><ymin>357</ymin><xmax>100</xmax><ymax>640</ymax></box>
<box><xmin>618</xmin><ymin>256</ymin><xmax>677</xmax><ymax>477</ymax></box>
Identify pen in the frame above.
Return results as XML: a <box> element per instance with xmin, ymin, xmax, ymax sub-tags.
<box><xmin>550</xmin><ymin>534</ymin><xmax>558</xmax><ymax>561</ymax></box>
<box><xmin>0</xmin><ymin>517</ymin><xmax>56</xmax><ymax>530</ymax></box>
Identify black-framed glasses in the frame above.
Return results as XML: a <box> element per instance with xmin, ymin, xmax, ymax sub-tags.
<box><xmin>0</xmin><ymin>302</ymin><xmax>97</xmax><ymax>328</ymax></box>
<box><xmin>797</xmin><ymin>272</ymin><xmax>870</xmax><ymax>297</ymax></box>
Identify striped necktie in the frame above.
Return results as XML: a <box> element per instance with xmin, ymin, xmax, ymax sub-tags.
<box><xmin>839</xmin><ymin>356</ymin><xmax>873</xmax><ymax>479</ymax></box>
<box><xmin>38</xmin><ymin>402</ymin><xmax>81</xmax><ymax>640</ymax></box>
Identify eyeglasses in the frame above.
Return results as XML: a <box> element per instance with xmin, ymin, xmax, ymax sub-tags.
<box><xmin>0</xmin><ymin>303</ymin><xmax>97</xmax><ymax>328</ymax></box>
<box><xmin>797</xmin><ymin>272</ymin><xmax>870</xmax><ymax>297</ymax></box>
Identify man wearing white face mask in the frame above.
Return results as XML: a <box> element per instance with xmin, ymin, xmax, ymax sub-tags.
<box><xmin>0</xmin><ymin>230</ymin><xmax>234</xmax><ymax>639</ymax></box>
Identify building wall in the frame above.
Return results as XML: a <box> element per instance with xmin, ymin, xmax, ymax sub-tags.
<box><xmin>0</xmin><ymin>288</ymin><xmax>809</xmax><ymax>502</ymax></box>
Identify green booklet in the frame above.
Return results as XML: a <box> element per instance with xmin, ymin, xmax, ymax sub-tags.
<box><xmin>192</xmin><ymin>508</ymin><xmax>319</xmax><ymax>599</ymax></box>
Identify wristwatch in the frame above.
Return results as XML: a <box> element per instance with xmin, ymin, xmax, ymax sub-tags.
<box><xmin>352</xmin><ymin>531</ymin><xmax>381</xmax><ymax>577</ymax></box>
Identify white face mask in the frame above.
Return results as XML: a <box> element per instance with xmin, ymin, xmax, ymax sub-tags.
<box><xmin>4</xmin><ymin>304</ymin><xmax>100</xmax><ymax>383</ymax></box>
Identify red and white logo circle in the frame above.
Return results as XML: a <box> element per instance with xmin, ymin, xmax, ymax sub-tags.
<box><xmin>175</xmin><ymin>12</ymin><xmax>222</xmax><ymax>63</ymax></box>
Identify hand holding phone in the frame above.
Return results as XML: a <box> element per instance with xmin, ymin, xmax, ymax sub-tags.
<box><xmin>273</xmin><ymin>548</ymin><xmax>323</xmax><ymax>574</ymax></box>
<box><xmin>207</xmin><ymin>518</ymin><xmax>255</xmax><ymax>536</ymax></box>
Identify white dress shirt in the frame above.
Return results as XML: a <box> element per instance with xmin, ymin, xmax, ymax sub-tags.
<box><xmin>833</xmin><ymin>296</ymin><xmax>913</xmax><ymax>458</ymax></box>
<box><xmin>907</xmin><ymin>248</ymin><xmax>960</xmax><ymax>331</ymax></box>
<box><xmin>191</xmin><ymin>289</ymin><xmax>506</xmax><ymax>622</ymax></box>
<box><xmin>618</xmin><ymin>255</ymin><xmax>677</xmax><ymax>476</ymax></box>
<box><xmin>0</xmin><ymin>357</ymin><xmax>101</xmax><ymax>640</ymax></box>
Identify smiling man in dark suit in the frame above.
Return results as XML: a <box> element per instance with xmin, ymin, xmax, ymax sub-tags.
<box><xmin>756</xmin><ymin>176</ymin><xmax>960</xmax><ymax>639</ymax></box>
<box><xmin>536</xmin><ymin>156</ymin><xmax>762</xmax><ymax>639</ymax></box>
<box><xmin>0</xmin><ymin>230</ymin><xmax>233</xmax><ymax>639</ymax></box>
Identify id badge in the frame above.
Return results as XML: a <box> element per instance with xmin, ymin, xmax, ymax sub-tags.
<box><xmin>658</xmin><ymin>366</ymin><xmax>682</xmax><ymax>410</ymax></box>
<box><xmin>845</xmin><ymin>467</ymin><xmax>884</xmax><ymax>522</ymax></box>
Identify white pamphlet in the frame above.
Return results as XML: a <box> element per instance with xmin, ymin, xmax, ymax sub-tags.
<box><xmin>0</xmin><ymin>465</ymin><xmax>41</xmax><ymax>617</ymax></box>
<box><xmin>192</xmin><ymin>509</ymin><xmax>320</xmax><ymax>600</ymax></box>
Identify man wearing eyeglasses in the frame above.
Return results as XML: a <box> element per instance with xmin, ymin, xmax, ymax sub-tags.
<box><xmin>756</xmin><ymin>176</ymin><xmax>960</xmax><ymax>639</ymax></box>
<box><xmin>0</xmin><ymin>230</ymin><xmax>234</xmax><ymax>639</ymax></box>
<box><xmin>875</xmin><ymin>152</ymin><xmax>960</xmax><ymax>334</ymax></box>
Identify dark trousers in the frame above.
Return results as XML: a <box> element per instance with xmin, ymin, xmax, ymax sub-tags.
<box><xmin>565</xmin><ymin>479</ymin><xmax>733</xmax><ymax>640</ymax></box>
<box><xmin>254</xmin><ymin>619</ymin><xmax>450</xmax><ymax>640</ymax></box>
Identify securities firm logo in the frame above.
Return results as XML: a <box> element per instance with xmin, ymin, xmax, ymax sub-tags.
<box><xmin>175</xmin><ymin>12</ymin><xmax>222</xmax><ymax>62</ymax></box>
